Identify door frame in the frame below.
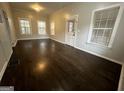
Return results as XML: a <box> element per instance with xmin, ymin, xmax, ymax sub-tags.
<box><xmin>65</xmin><ymin>15</ymin><xmax>79</xmax><ymax>47</ymax></box>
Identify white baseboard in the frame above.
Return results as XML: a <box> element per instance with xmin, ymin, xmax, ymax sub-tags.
<box><xmin>12</xmin><ymin>40</ymin><xmax>17</xmax><ymax>47</ymax></box>
<box><xmin>50</xmin><ymin>38</ymin><xmax>65</xmax><ymax>44</ymax></box>
<box><xmin>50</xmin><ymin>38</ymin><xmax>123</xmax><ymax>65</ymax></box>
<box><xmin>14</xmin><ymin>37</ymin><xmax>50</xmax><ymax>46</ymax></box>
<box><xmin>17</xmin><ymin>37</ymin><xmax>49</xmax><ymax>41</ymax></box>
<box><xmin>0</xmin><ymin>50</ymin><xmax>13</xmax><ymax>81</ymax></box>
<box><xmin>118</xmin><ymin>64</ymin><xmax>124</xmax><ymax>91</ymax></box>
<box><xmin>75</xmin><ymin>46</ymin><xmax>123</xmax><ymax>65</ymax></box>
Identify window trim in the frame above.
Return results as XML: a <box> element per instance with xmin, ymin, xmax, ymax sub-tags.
<box><xmin>18</xmin><ymin>18</ymin><xmax>32</xmax><ymax>35</ymax></box>
<box><xmin>87</xmin><ymin>4</ymin><xmax>123</xmax><ymax>48</ymax></box>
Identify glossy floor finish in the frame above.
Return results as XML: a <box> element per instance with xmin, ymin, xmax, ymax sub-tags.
<box><xmin>0</xmin><ymin>39</ymin><xmax>122</xmax><ymax>91</ymax></box>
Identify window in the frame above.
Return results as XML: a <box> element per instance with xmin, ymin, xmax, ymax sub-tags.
<box><xmin>68</xmin><ymin>20</ymin><xmax>75</xmax><ymax>32</ymax></box>
<box><xmin>88</xmin><ymin>5</ymin><xmax>123</xmax><ymax>47</ymax></box>
<box><xmin>38</xmin><ymin>21</ymin><xmax>46</xmax><ymax>35</ymax></box>
<box><xmin>19</xmin><ymin>18</ymin><xmax>31</xmax><ymax>35</ymax></box>
<box><xmin>50</xmin><ymin>22</ymin><xmax>55</xmax><ymax>35</ymax></box>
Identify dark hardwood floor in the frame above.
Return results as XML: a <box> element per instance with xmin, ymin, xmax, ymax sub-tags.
<box><xmin>0</xmin><ymin>39</ymin><xmax>122</xmax><ymax>91</ymax></box>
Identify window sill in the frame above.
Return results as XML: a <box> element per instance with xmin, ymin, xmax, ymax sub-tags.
<box><xmin>86</xmin><ymin>41</ymin><xmax>112</xmax><ymax>49</ymax></box>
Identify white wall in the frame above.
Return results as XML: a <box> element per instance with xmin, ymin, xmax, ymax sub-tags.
<box><xmin>0</xmin><ymin>3</ymin><xmax>15</xmax><ymax>81</ymax></box>
<box><xmin>0</xmin><ymin>3</ymin><xmax>16</xmax><ymax>46</ymax></box>
<box><xmin>49</xmin><ymin>2</ymin><xmax>124</xmax><ymax>64</ymax></box>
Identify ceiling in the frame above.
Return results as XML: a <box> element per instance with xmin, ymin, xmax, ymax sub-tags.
<box><xmin>10</xmin><ymin>2</ymin><xmax>73</xmax><ymax>16</ymax></box>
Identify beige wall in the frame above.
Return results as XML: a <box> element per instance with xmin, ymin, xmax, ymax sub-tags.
<box><xmin>0</xmin><ymin>3</ymin><xmax>14</xmax><ymax>80</ymax></box>
<box><xmin>49</xmin><ymin>2</ymin><xmax>124</xmax><ymax>63</ymax></box>
<box><xmin>0</xmin><ymin>3</ymin><xmax>16</xmax><ymax>45</ymax></box>
<box><xmin>12</xmin><ymin>9</ymin><xmax>50</xmax><ymax>39</ymax></box>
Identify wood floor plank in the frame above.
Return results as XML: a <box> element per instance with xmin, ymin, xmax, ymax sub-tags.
<box><xmin>0</xmin><ymin>39</ymin><xmax>122</xmax><ymax>91</ymax></box>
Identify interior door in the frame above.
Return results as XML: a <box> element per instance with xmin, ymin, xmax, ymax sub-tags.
<box><xmin>65</xmin><ymin>15</ymin><xmax>78</xmax><ymax>47</ymax></box>
<box><xmin>0</xmin><ymin>9</ymin><xmax>12</xmax><ymax>62</ymax></box>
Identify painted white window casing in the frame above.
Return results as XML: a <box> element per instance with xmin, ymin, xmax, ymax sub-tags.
<box><xmin>88</xmin><ymin>5</ymin><xmax>123</xmax><ymax>47</ymax></box>
<box><xmin>19</xmin><ymin>18</ymin><xmax>31</xmax><ymax>35</ymax></box>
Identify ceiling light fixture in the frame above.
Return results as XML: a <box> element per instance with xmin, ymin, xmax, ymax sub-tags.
<box><xmin>30</xmin><ymin>4</ymin><xmax>44</xmax><ymax>12</ymax></box>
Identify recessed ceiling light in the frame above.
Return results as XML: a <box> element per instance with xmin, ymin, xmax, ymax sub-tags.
<box><xmin>30</xmin><ymin>3</ymin><xmax>44</xmax><ymax>12</ymax></box>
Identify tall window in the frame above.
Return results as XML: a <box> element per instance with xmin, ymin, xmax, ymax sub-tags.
<box><xmin>19</xmin><ymin>18</ymin><xmax>31</xmax><ymax>35</ymax></box>
<box><xmin>88</xmin><ymin>5</ymin><xmax>122</xmax><ymax>47</ymax></box>
<box><xmin>50</xmin><ymin>22</ymin><xmax>55</xmax><ymax>35</ymax></box>
<box><xmin>38</xmin><ymin>21</ymin><xmax>46</xmax><ymax>35</ymax></box>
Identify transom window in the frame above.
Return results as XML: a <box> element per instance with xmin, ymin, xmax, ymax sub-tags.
<box><xmin>38</xmin><ymin>21</ymin><xmax>46</xmax><ymax>35</ymax></box>
<box><xmin>19</xmin><ymin>18</ymin><xmax>31</xmax><ymax>35</ymax></box>
<box><xmin>88</xmin><ymin>5</ymin><xmax>122</xmax><ymax>47</ymax></box>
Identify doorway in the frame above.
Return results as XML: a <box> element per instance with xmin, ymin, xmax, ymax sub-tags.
<box><xmin>2</xmin><ymin>10</ymin><xmax>12</xmax><ymax>43</ymax></box>
<box><xmin>65</xmin><ymin>15</ymin><xmax>78</xmax><ymax>47</ymax></box>
<box><xmin>0</xmin><ymin>9</ymin><xmax>12</xmax><ymax>62</ymax></box>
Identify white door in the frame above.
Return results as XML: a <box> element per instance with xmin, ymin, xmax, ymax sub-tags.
<box><xmin>65</xmin><ymin>15</ymin><xmax>78</xmax><ymax>47</ymax></box>
<box><xmin>0</xmin><ymin>9</ymin><xmax>12</xmax><ymax>62</ymax></box>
